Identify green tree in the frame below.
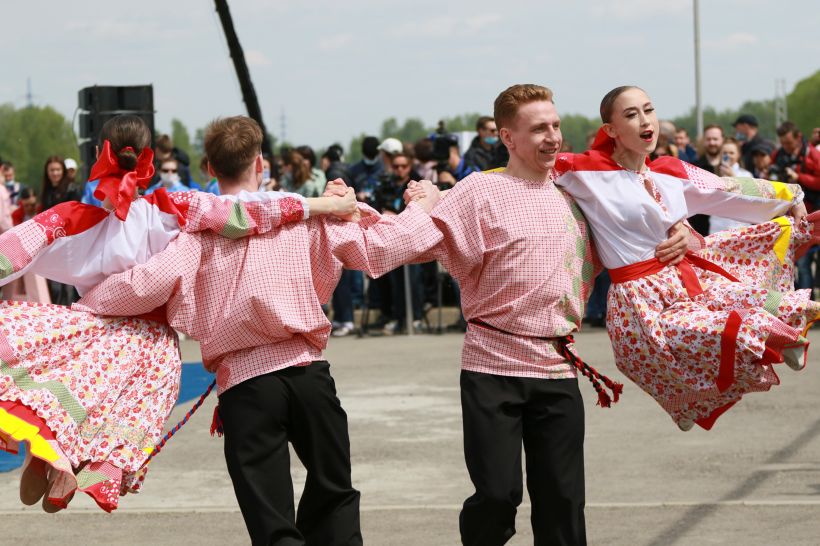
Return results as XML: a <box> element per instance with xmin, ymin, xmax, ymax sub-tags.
<box><xmin>786</xmin><ymin>70</ymin><xmax>820</xmax><ymax>135</ymax></box>
<box><xmin>439</xmin><ymin>113</ymin><xmax>482</xmax><ymax>133</ymax></box>
<box><xmin>0</xmin><ymin>104</ymin><xmax>77</xmax><ymax>194</ymax></box>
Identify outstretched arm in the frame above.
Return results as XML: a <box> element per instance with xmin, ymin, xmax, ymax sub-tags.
<box><xmin>653</xmin><ymin>158</ymin><xmax>805</xmax><ymax>224</ymax></box>
<box><xmin>73</xmin><ymin>234</ymin><xmax>199</xmax><ymax>317</ymax></box>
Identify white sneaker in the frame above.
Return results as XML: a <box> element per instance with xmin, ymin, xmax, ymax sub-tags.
<box><xmin>382</xmin><ymin>320</ymin><xmax>399</xmax><ymax>336</ymax></box>
<box><xmin>332</xmin><ymin>322</ymin><xmax>355</xmax><ymax>337</ymax></box>
<box><xmin>412</xmin><ymin>320</ymin><xmax>424</xmax><ymax>334</ymax></box>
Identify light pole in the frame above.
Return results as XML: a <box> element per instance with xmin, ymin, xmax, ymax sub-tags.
<box><xmin>693</xmin><ymin>0</ymin><xmax>703</xmax><ymax>136</ymax></box>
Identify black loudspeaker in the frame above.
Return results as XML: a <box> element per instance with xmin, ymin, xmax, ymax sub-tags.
<box><xmin>77</xmin><ymin>85</ymin><xmax>155</xmax><ymax>182</ymax></box>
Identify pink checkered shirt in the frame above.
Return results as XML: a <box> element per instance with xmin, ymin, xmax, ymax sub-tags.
<box><xmin>418</xmin><ymin>171</ymin><xmax>599</xmax><ymax>379</ymax></box>
<box><xmin>75</xmin><ymin>202</ymin><xmax>442</xmax><ymax>394</ymax></box>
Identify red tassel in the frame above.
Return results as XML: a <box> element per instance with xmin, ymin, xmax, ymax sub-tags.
<box><xmin>210</xmin><ymin>405</ymin><xmax>224</xmax><ymax>437</ymax></box>
<box><xmin>596</xmin><ymin>390</ymin><xmax>612</xmax><ymax>408</ymax></box>
<box><xmin>610</xmin><ymin>381</ymin><xmax>624</xmax><ymax>403</ymax></box>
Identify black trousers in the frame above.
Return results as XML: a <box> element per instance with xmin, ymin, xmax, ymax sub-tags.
<box><xmin>218</xmin><ymin>361</ymin><xmax>362</xmax><ymax>546</ymax></box>
<box><xmin>460</xmin><ymin>371</ymin><xmax>586</xmax><ymax>546</ymax></box>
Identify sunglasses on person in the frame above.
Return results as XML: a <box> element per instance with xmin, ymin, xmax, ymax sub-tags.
<box><xmin>392</xmin><ymin>162</ymin><xmax>410</xmax><ymax>170</ymax></box>
<box><xmin>160</xmin><ymin>168</ymin><xmax>178</xmax><ymax>173</ymax></box>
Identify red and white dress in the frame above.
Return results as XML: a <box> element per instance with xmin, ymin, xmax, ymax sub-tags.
<box><xmin>553</xmin><ymin>130</ymin><xmax>820</xmax><ymax>431</ymax></box>
<box><xmin>0</xmin><ymin>189</ymin><xmax>308</xmax><ymax>511</ymax></box>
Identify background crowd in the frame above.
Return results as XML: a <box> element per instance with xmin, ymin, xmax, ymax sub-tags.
<box><xmin>2</xmin><ymin>113</ymin><xmax>819</xmax><ymax>336</ymax></box>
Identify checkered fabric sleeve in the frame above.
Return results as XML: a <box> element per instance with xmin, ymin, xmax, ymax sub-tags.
<box><xmin>308</xmin><ymin>202</ymin><xmax>444</xmax><ymax>302</ymax></box>
<box><xmin>74</xmin><ymin>234</ymin><xmax>202</xmax><ymax>317</ymax></box>
<box><xmin>183</xmin><ymin>191</ymin><xmax>305</xmax><ymax>239</ymax></box>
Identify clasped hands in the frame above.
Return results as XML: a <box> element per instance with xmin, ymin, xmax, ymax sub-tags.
<box><xmin>322</xmin><ymin>179</ymin><xmax>441</xmax><ymax>221</ymax></box>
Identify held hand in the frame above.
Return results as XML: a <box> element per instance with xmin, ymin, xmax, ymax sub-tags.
<box><xmin>656</xmin><ymin>221</ymin><xmax>690</xmax><ymax>265</ymax></box>
<box><xmin>323</xmin><ymin>178</ymin><xmax>348</xmax><ymax>198</ymax></box>
<box><xmin>403</xmin><ymin>182</ymin><xmax>426</xmax><ymax>204</ymax></box>
<box><xmin>786</xmin><ymin>167</ymin><xmax>799</xmax><ymax>183</ymax></box>
<box><xmin>330</xmin><ymin>188</ymin><xmax>358</xmax><ymax>219</ymax></box>
<box><xmin>414</xmin><ymin>180</ymin><xmax>441</xmax><ymax>214</ymax></box>
<box><xmin>789</xmin><ymin>201</ymin><xmax>807</xmax><ymax>225</ymax></box>
<box><xmin>718</xmin><ymin>163</ymin><xmax>734</xmax><ymax>177</ymax></box>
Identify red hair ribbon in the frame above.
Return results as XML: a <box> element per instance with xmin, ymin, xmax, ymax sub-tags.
<box><xmin>590</xmin><ymin>126</ymin><xmax>615</xmax><ymax>155</ymax></box>
<box><xmin>90</xmin><ymin>140</ymin><xmax>155</xmax><ymax>221</ymax></box>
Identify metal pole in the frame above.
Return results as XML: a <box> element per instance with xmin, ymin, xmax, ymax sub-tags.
<box><xmin>693</xmin><ymin>0</ymin><xmax>703</xmax><ymax>137</ymax></box>
<box><xmin>403</xmin><ymin>265</ymin><xmax>414</xmax><ymax>336</ymax></box>
<box><xmin>214</xmin><ymin>0</ymin><xmax>274</xmax><ymax>157</ymax></box>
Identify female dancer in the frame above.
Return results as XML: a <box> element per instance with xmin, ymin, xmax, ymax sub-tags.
<box><xmin>0</xmin><ymin>115</ymin><xmax>356</xmax><ymax>512</ymax></box>
<box><xmin>552</xmin><ymin>86</ymin><xmax>820</xmax><ymax>431</ymax></box>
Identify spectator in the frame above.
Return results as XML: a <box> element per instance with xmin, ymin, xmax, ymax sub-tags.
<box><xmin>750</xmin><ymin>141</ymin><xmax>775</xmax><ymax>180</ymax></box>
<box><xmin>770</xmin><ymin>123</ymin><xmax>820</xmax><ymax>293</ymax></box>
<box><xmin>709</xmin><ymin>138</ymin><xmax>753</xmax><ymax>235</ymax></box>
<box><xmin>2</xmin><ymin>161</ymin><xmax>25</xmax><ymax>203</ymax></box>
<box><xmin>463</xmin><ymin>115</ymin><xmax>505</xmax><ymax>171</ymax></box>
<box><xmin>694</xmin><ymin>125</ymin><xmax>725</xmax><ymax>174</ymax></box>
<box><xmin>733</xmin><ymin>114</ymin><xmax>773</xmax><ymax>176</ymax></box>
<box><xmin>434</xmin><ymin>133</ymin><xmax>477</xmax><ymax>181</ymax></box>
<box><xmin>322</xmin><ymin>144</ymin><xmax>352</xmax><ymax>186</ymax></box>
<box><xmin>688</xmin><ymin>124</ymin><xmax>727</xmax><ymax>235</ymax></box>
<box><xmin>64</xmin><ymin>158</ymin><xmax>79</xmax><ymax>184</ymax></box>
<box><xmin>811</xmin><ymin>127</ymin><xmax>820</xmax><ymax>150</ymax></box>
<box><xmin>40</xmin><ymin>155</ymin><xmax>81</xmax><ymax>210</ymax></box>
<box><xmin>280</xmin><ymin>149</ymin><xmax>324</xmax><ymax>197</ymax></box>
<box><xmin>11</xmin><ymin>187</ymin><xmax>40</xmax><ymax>225</ymax></box>
<box><xmin>650</xmin><ymin>135</ymin><xmax>677</xmax><ymax>160</ymax></box>
<box><xmin>348</xmin><ymin>136</ymin><xmax>384</xmax><ymax>203</ymax></box>
<box><xmin>153</xmin><ymin>134</ymin><xmax>196</xmax><ymax>188</ymax></box>
<box><xmin>145</xmin><ymin>158</ymin><xmax>190</xmax><ymax>194</ymax></box>
<box><xmin>376</xmin><ymin>151</ymin><xmax>424</xmax><ymax>335</ymax></box>
<box><xmin>674</xmin><ymin>128</ymin><xmax>697</xmax><ymax>163</ymax></box>
<box><xmin>200</xmin><ymin>155</ymin><xmax>220</xmax><ymax>195</ymax></box>
<box><xmin>40</xmin><ymin>155</ymin><xmax>81</xmax><ymax>305</ymax></box>
<box><xmin>585</xmin><ymin>130</ymin><xmax>597</xmax><ymax>150</ymax></box>
<box><xmin>771</xmin><ymin>121</ymin><xmax>820</xmax><ymax>194</ymax></box>
<box><xmin>413</xmin><ymin>138</ymin><xmax>439</xmax><ymax>182</ymax></box>
<box><xmin>296</xmin><ymin>145</ymin><xmax>328</xmax><ymax>196</ymax></box>
<box><xmin>377</xmin><ymin>137</ymin><xmax>403</xmax><ymax>176</ymax></box>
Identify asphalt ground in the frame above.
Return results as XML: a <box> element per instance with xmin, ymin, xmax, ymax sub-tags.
<box><xmin>2</xmin><ymin>324</ymin><xmax>820</xmax><ymax>545</ymax></box>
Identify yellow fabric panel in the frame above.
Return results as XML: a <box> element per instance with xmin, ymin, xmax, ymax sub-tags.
<box><xmin>0</xmin><ymin>408</ymin><xmax>59</xmax><ymax>462</ymax></box>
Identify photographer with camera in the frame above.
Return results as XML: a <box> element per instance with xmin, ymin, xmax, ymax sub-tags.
<box><xmin>770</xmin><ymin>121</ymin><xmax>820</xmax><ymax>193</ymax></box>
<box><xmin>771</xmin><ymin>121</ymin><xmax>820</xmax><ymax>294</ymax></box>
<box><xmin>372</xmin><ymin>151</ymin><xmax>425</xmax><ymax>334</ymax></box>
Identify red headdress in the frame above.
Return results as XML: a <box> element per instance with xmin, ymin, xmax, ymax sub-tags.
<box><xmin>590</xmin><ymin>126</ymin><xmax>615</xmax><ymax>155</ymax></box>
<box><xmin>89</xmin><ymin>140</ymin><xmax>155</xmax><ymax>220</ymax></box>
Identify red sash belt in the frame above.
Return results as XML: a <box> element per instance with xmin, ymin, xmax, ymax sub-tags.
<box><xmin>609</xmin><ymin>252</ymin><xmax>739</xmax><ymax>299</ymax></box>
<box><xmin>608</xmin><ymin>253</ymin><xmax>743</xmax><ymax>394</ymax></box>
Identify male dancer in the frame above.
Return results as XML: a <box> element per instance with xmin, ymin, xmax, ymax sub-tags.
<box><xmin>76</xmin><ymin>116</ymin><xmax>443</xmax><ymax>545</ymax></box>
<box><xmin>397</xmin><ymin>84</ymin><xmax>689</xmax><ymax>545</ymax></box>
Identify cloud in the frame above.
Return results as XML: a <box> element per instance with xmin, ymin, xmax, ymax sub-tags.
<box><xmin>318</xmin><ymin>33</ymin><xmax>354</xmax><ymax>51</ymax></box>
<box><xmin>393</xmin><ymin>13</ymin><xmax>502</xmax><ymax>38</ymax></box>
<box><xmin>245</xmin><ymin>49</ymin><xmax>272</xmax><ymax>67</ymax></box>
<box><xmin>590</xmin><ymin>0</ymin><xmax>689</xmax><ymax>20</ymax></box>
<box><xmin>705</xmin><ymin>32</ymin><xmax>759</xmax><ymax>50</ymax></box>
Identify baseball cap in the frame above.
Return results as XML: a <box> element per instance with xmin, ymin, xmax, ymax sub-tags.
<box><xmin>64</xmin><ymin>158</ymin><xmax>78</xmax><ymax>170</ymax></box>
<box><xmin>377</xmin><ymin>137</ymin><xmax>403</xmax><ymax>155</ymax></box>
<box><xmin>733</xmin><ymin>114</ymin><xmax>759</xmax><ymax>128</ymax></box>
<box><xmin>749</xmin><ymin>141</ymin><xmax>774</xmax><ymax>155</ymax></box>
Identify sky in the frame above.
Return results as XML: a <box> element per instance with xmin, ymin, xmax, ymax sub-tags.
<box><xmin>2</xmin><ymin>0</ymin><xmax>818</xmax><ymax>149</ymax></box>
